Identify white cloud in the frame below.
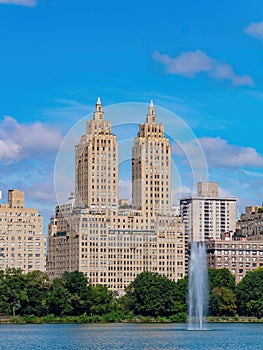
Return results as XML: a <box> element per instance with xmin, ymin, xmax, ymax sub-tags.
<box><xmin>153</xmin><ymin>49</ymin><xmax>212</xmax><ymax>77</ymax></box>
<box><xmin>172</xmin><ymin>185</ymin><xmax>192</xmax><ymax>204</ymax></box>
<box><xmin>153</xmin><ymin>49</ymin><xmax>254</xmax><ymax>86</ymax></box>
<box><xmin>244</xmin><ymin>21</ymin><xmax>263</xmax><ymax>41</ymax></box>
<box><xmin>0</xmin><ymin>0</ymin><xmax>37</xmax><ymax>6</ymax></box>
<box><xmin>173</xmin><ymin>136</ymin><xmax>263</xmax><ymax>168</ymax></box>
<box><xmin>199</xmin><ymin>137</ymin><xmax>263</xmax><ymax>167</ymax></box>
<box><xmin>0</xmin><ymin>116</ymin><xmax>62</xmax><ymax>163</ymax></box>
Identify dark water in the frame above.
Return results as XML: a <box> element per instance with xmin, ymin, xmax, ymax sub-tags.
<box><xmin>0</xmin><ymin>323</ymin><xmax>262</xmax><ymax>350</ymax></box>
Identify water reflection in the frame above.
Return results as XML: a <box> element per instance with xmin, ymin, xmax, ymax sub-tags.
<box><xmin>0</xmin><ymin>323</ymin><xmax>262</xmax><ymax>350</ymax></box>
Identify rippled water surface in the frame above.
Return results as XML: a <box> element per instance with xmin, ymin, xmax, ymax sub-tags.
<box><xmin>0</xmin><ymin>323</ymin><xmax>262</xmax><ymax>350</ymax></box>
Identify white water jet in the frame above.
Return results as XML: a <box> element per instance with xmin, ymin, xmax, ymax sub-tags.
<box><xmin>188</xmin><ymin>241</ymin><xmax>209</xmax><ymax>330</ymax></box>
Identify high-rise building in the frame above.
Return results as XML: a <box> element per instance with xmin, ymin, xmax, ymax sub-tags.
<box><xmin>132</xmin><ymin>101</ymin><xmax>171</xmax><ymax>216</ymax></box>
<box><xmin>0</xmin><ymin>189</ymin><xmax>46</xmax><ymax>273</ymax></box>
<box><xmin>180</xmin><ymin>182</ymin><xmax>237</xmax><ymax>243</ymax></box>
<box><xmin>75</xmin><ymin>97</ymin><xmax>118</xmax><ymax>212</ymax></box>
<box><xmin>47</xmin><ymin>99</ymin><xmax>185</xmax><ymax>293</ymax></box>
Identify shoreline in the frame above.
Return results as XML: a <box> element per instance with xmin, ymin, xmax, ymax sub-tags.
<box><xmin>0</xmin><ymin>316</ymin><xmax>262</xmax><ymax>324</ymax></box>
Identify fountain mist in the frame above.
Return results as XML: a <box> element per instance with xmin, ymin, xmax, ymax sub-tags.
<box><xmin>188</xmin><ymin>241</ymin><xmax>209</xmax><ymax>330</ymax></box>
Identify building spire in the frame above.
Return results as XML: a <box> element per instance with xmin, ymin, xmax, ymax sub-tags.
<box><xmin>96</xmin><ymin>97</ymin><xmax>102</xmax><ymax>112</ymax></box>
<box><xmin>148</xmin><ymin>99</ymin><xmax>155</xmax><ymax>115</ymax></box>
<box><xmin>146</xmin><ymin>99</ymin><xmax>157</xmax><ymax>123</ymax></box>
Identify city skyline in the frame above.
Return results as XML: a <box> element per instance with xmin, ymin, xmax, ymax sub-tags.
<box><xmin>1</xmin><ymin>1</ymin><xmax>263</xmax><ymax>226</ymax></box>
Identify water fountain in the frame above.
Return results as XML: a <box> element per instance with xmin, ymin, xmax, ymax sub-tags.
<box><xmin>188</xmin><ymin>241</ymin><xmax>209</xmax><ymax>330</ymax></box>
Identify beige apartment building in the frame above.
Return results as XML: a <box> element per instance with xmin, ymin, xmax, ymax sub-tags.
<box><xmin>48</xmin><ymin>206</ymin><xmax>185</xmax><ymax>294</ymax></box>
<box><xmin>0</xmin><ymin>189</ymin><xmax>46</xmax><ymax>273</ymax></box>
<box><xmin>47</xmin><ymin>99</ymin><xmax>185</xmax><ymax>293</ymax></box>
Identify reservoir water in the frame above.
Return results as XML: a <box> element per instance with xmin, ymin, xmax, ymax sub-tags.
<box><xmin>0</xmin><ymin>323</ymin><xmax>262</xmax><ymax>350</ymax></box>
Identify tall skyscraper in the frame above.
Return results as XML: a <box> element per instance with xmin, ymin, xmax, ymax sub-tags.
<box><xmin>132</xmin><ymin>101</ymin><xmax>171</xmax><ymax>216</ymax></box>
<box><xmin>0</xmin><ymin>189</ymin><xmax>46</xmax><ymax>273</ymax></box>
<box><xmin>47</xmin><ymin>99</ymin><xmax>185</xmax><ymax>293</ymax></box>
<box><xmin>75</xmin><ymin>97</ymin><xmax>118</xmax><ymax>213</ymax></box>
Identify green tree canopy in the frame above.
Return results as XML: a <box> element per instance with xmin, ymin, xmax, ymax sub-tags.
<box><xmin>20</xmin><ymin>271</ymin><xmax>49</xmax><ymax>316</ymax></box>
<box><xmin>122</xmin><ymin>271</ymin><xmax>178</xmax><ymax>317</ymax></box>
<box><xmin>62</xmin><ymin>271</ymin><xmax>93</xmax><ymax>316</ymax></box>
<box><xmin>90</xmin><ymin>284</ymin><xmax>116</xmax><ymax>316</ymax></box>
<box><xmin>48</xmin><ymin>278</ymin><xmax>73</xmax><ymax>316</ymax></box>
<box><xmin>236</xmin><ymin>267</ymin><xmax>263</xmax><ymax>318</ymax></box>
<box><xmin>209</xmin><ymin>268</ymin><xmax>236</xmax><ymax>291</ymax></box>
<box><xmin>0</xmin><ymin>268</ymin><xmax>27</xmax><ymax>316</ymax></box>
<box><xmin>208</xmin><ymin>268</ymin><xmax>237</xmax><ymax>317</ymax></box>
<box><xmin>209</xmin><ymin>286</ymin><xmax>237</xmax><ymax>316</ymax></box>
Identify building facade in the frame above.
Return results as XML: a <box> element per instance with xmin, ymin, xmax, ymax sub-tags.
<box><xmin>0</xmin><ymin>189</ymin><xmax>46</xmax><ymax>273</ymax></box>
<box><xmin>132</xmin><ymin>101</ymin><xmax>172</xmax><ymax>216</ymax></box>
<box><xmin>180</xmin><ymin>182</ymin><xmax>237</xmax><ymax>243</ymax></box>
<box><xmin>237</xmin><ymin>205</ymin><xmax>263</xmax><ymax>240</ymax></box>
<box><xmin>47</xmin><ymin>99</ymin><xmax>185</xmax><ymax>293</ymax></box>
<box><xmin>75</xmin><ymin>97</ymin><xmax>118</xmax><ymax>212</ymax></box>
<box><xmin>47</xmin><ymin>207</ymin><xmax>185</xmax><ymax>294</ymax></box>
<box><xmin>207</xmin><ymin>238</ymin><xmax>263</xmax><ymax>283</ymax></box>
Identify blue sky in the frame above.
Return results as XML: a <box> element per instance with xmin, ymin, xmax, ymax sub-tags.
<box><xmin>1</xmin><ymin>0</ymin><xmax>263</xmax><ymax>229</ymax></box>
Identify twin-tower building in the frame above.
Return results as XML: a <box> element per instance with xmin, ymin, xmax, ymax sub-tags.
<box><xmin>47</xmin><ymin>98</ymin><xmax>185</xmax><ymax>294</ymax></box>
<box><xmin>47</xmin><ymin>98</ymin><xmax>237</xmax><ymax>293</ymax></box>
<box><xmin>74</xmin><ymin>98</ymin><xmax>171</xmax><ymax>216</ymax></box>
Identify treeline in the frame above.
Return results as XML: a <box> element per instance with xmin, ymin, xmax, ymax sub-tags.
<box><xmin>0</xmin><ymin>267</ymin><xmax>262</xmax><ymax>322</ymax></box>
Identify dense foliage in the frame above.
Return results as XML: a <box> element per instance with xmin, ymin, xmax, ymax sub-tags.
<box><xmin>0</xmin><ymin>268</ymin><xmax>262</xmax><ymax>321</ymax></box>
<box><xmin>236</xmin><ymin>268</ymin><xmax>263</xmax><ymax>318</ymax></box>
<box><xmin>208</xmin><ymin>268</ymin><xmax>237</xmax><ymax>317</ymax></box>
<box><xmin>121</xmin><ymin>271</ymin><xmax>187</xmax><ymax>318</ymax></box>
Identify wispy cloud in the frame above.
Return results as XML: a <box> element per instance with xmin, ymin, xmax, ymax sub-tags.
<box><xmin>173</xmin><ymin>136</ymin><xmax>263</xmax><ymax>168</ymax></box>
<box><xmin>199</xmin><ymin>137</ymin><xmax>263</xmax><ymax>168</ymax></box>
<box><xmin>172</xmin><ymin>185</ymin><xmax>192</xmax><ymax>203</ymax></box>
<box><xmin>153</xmin><ymin>49</ymin><xmax>254</xmax><ymax>86</ymax></box>
<box><xmin>41</xmin><ymin>99</ymin><xmax>93</xmax><ymax>131</ymax></box>
<box><xmin>0</xmin><ymin>0</ymin><xmax>37</xmax><ymax>6</ymax></box>
<box><xmin>244</xmin><ymin>21</ymin><xmax>263</xmax><ymax>41</ymax></box>
<box><xmin>0</xmin><ymin>116</ymin><xmax>62</xmax><ymax>163</ymax></box>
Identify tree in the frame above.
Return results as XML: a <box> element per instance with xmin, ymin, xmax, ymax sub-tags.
<box><xmin>172</xmin><ymin>276</ymin><xmax>187</xmax><ymax>314</ymax></box>
<box><xmin>122</xmin><ymin>271</ymin><xmax>177</xmax><ymax>317</ymax></box>
<box><xmin>236</xmin><ymin>267</ymin><xmax>263</xmax><ymax>318</ymax></box>
<box><xmin>0</xmin><ymin>268</ymin><xmax>27</xmax><ymax>316</ymax></box>
<box><xmin>209</xmin><ymin>268</ymin><xmax>236</xmax><ymax>291</ymax></box>
<box><xmin>20</xmin><ymin>271</ymin><xmax>49</xmax><ymax>316</ymax></box>
<box><xmin>209</xmin><ymin>286</ymin><xmax>237</xmax><ymax>316</ymax></box>
<box><xmin>208</xmin><ymin>268</ymin><xmax>237</xmax><ymax>316</ymax></box>
<box><xmin>90</xmin><ymin>285</ymin><xmax>116</xmax><ymax>316</ymax></box>
<box><xmin>48</xmin><ymin>278</ymin><xmax>73</xmax><ymax>316</ymax></box>
<box><xmin>62</xmin><ymin>271</ymin><xmax>93</xmax><ymax>315</ymax></box>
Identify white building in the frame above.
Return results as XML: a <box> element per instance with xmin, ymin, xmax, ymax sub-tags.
<box><xmin>180</xmin><ymin>182</ymin><xmax>237</xmax><ymax>243</ymax></box>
